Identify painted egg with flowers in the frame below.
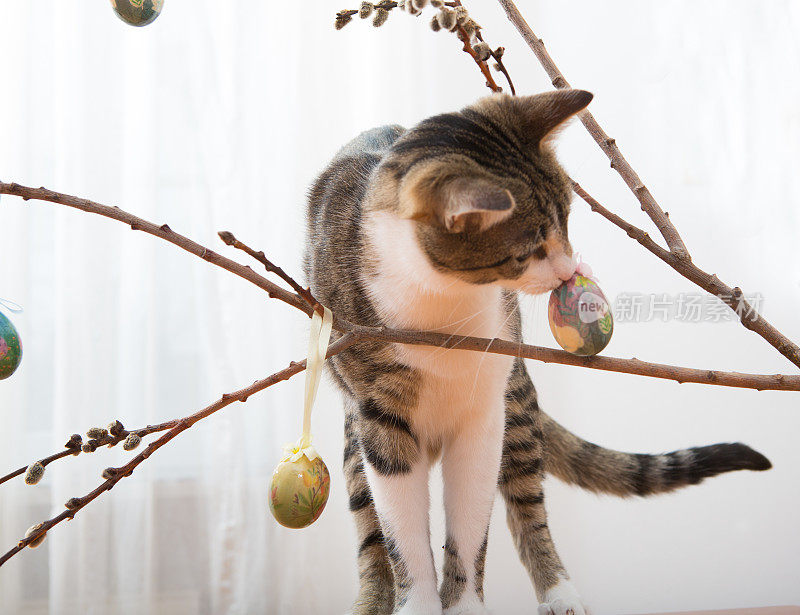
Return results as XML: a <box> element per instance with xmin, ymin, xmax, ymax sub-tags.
<box><xmin>548</xmin><ymin>272</ymin><xmax>613</xmax><ymax>356</ymax></box>
<box><xmin>269</xmin><ymin>454</ymin><xmax>330</xmax><ymax>529</ymax></box>
<box><xmin>110</xmin><ymin>0</ymin><xmax>164</xmax><ymax>27</ymax></box>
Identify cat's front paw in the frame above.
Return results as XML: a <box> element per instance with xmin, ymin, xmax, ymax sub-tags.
<box><xmin>537</xmin><ymin>600</ymin><xmax>585</xmax><ymax>615</ymax></box>
<box><xmin>395</xmin><ymin>606</ymin><xmax>443</xmax><ymax>615</ymax></box>
<box><xmin>537</xmin><ymin>579</ymin><xmax>587</xmax><ymax>615</ymax></box>
<box><xmin>394</xmin><ymin>597</ymin><xmax>443</xmax><ymax>615</ymax></box>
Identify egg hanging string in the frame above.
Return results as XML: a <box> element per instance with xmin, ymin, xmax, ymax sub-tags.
<box><xmin>299</xmin><ymin>305</ymin><xmax>333</xmax><ymax>452</ymax></box>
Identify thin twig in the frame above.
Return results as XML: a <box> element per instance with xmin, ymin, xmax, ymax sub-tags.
<box><xmin>454</xmin><ymin>28</ymin><xmax>502</xmax><ymax>93</ymax></box>
<box><xmin>0</xmin><ymin>449</ymin><xmax>77</xmax><ymax>486</ymax></box>
<box><xmin>472</xmin><ymin>30</ymin><xmax>515</xmax><ymax>95</ymax></box>
<box><xmin>0</xmin><ymin>333</ymin><xmax>359</xmax><ymax>568</ymax></box>
<box><xmin>446</xmin><ymin>0</ymin><xmax>504</xmax><ymax>93</ymax></box>
<box><xmin>218</xmin><ymin>231</ymin><xmax>321</xmax><ymax>314</ymax></box>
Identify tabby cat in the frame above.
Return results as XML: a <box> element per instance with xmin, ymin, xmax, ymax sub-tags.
<box><xmin>304</xmin><ymin>90</ymin><xmax>771</xmax><ymax>615</ymax></box>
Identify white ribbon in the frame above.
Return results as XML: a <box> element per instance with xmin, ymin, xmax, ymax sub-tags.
<box><xmin>573</xmin><ymin>253</ymin><xmax>596</xmax><ymax>281</ymax></box>
<box><xmin>281</xmin><ymin>306</ymin><xmax>333</xmax><ymax>463</ymax></box>
<box><xmin>0</xmin><ymin>298</ymin><xmax>23</xmax><ymax>314</ymax></box>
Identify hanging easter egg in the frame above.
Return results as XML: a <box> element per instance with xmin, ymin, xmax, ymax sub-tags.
<box><xmin>110</xmin><ymin>0</ymin><xmax>164</xmax><ymax>27</ymax></box>
<box><xmin>548</xmin><ymin>272</ymin><xmax>613</xmax><ymax>356</ymax></box>
<box><xmin>0</xmin><ymin>310</ymin><xmax>22</xmax><ymax>380</ymax></box>
<box><xmin>269</xmin><ymin>307</ymin><xmax>334</xmax><ymax>529</ymax></box>
<box><xmin>269</xmin><ymin>449</ymin><xmax>330</xmax><ymax>529</ymax></box>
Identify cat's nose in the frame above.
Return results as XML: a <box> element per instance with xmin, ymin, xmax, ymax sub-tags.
<box><xmin>551</xmin><ymin>252</ymin><xmax>577</xmax><ymax>281</ymax></box>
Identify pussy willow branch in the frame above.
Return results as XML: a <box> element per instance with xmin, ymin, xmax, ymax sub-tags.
<box><xmin>446</xmin><ymin>1</ymin><xmax>503</xmax><ymax>94</ymax></box>
<box><xmin>445</xmin><ymin>1</ymin><xmax>515</xmax><ymax>94</ymax></box>
<box><xmin>0</xmin><ymin>420</ymin><xmax>180</xmax><ymax>487</ymax></box>
<box><xmin>0</xmin><ymin>333</ymin><xmax>358</xmax><ymax>568</ymax></box>
<box><xmin>337</xmin><ymin>1</ymin><xmax>510</xmax><ymax>94</ymax></box>
<box><xmin>0</xmin><ymin>443</ymin><xmax>80</xmax><ymax>486</ymax></box>
<box><xmin>0</xmin><ymin>182</ymin><xmax>797</xmax><ymax>391</ymax></box>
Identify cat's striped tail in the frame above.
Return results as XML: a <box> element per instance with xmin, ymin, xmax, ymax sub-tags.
<box><xmin>540</xmin><ymin>412</ymin><xmax>772</xmax><ymax>497</ymax></box>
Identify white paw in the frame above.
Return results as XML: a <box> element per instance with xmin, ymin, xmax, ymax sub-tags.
<box><xmin>395</xmin><ymin>607</ymin><xmax>443</xmax><ymax>615</ymax></box>
<box><xmin>538</xmin><ymin>599</ymin><xmax>585</xmax><ymax>615</ymax></box>
<box><xmin>395</xmin><ymin>599</ymin><xmax>443</xmax><ymax>615</ymax></box>
<box><xmin>537</xmin><ymin>579</ymin><xmax>587</xmax><ymax>615</ymax></box>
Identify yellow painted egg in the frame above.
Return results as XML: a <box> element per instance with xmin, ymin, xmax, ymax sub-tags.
<box><xmin>548</xmin><ymin>273</ymin><xmax>613</xmax><ymax>356</ymax></box>
<box><xmin>269</xmin><ymin>455</ymin><xmax>330</xmax><ymax>529</ymax></box>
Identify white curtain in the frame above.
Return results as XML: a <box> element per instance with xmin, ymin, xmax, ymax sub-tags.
<box><xmin>1</xmin><ymin>1</ymin><xmax>798</xmax><ymax>613</ymax></box>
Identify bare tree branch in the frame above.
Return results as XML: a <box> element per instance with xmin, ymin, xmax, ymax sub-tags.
<box><xmin>355</xmin><ymin>325</ymin><xmax>798</xmax><ymax>391</ymax></box>
<box><xmin>1</xmin><ymin>183</ymin><xmax>797</xmax><ymax>390</ymax></box>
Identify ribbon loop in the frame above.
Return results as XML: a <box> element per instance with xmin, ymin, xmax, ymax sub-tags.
<box><xmin>0</xmin><ymin>298</ymin><xmax>23</xmax><ymax>314</ymax></box>
<box><xmin>289</xmin><ymin>306</ymin><xmax>333</xmax><ymax>460</ymax></box>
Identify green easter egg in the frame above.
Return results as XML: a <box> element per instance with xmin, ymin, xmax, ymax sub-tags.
<box><xmin>548</xmin><ymin>274</ymin><xmax>613</xmax><ymax>356</ymax></box>
<box><xmin>269</xmin><ymin>455</ymin><xmax>330</xmax><ymax>529</ymax></box>
<box><xmin>0</xmin><ymin>310</ymin><xmax>22</xmax><ymax>380</ymax></box>
<box><xmin>110</xmin><ymin>0</ymin><xmax>163</xmax><ymax>27</ymax></box>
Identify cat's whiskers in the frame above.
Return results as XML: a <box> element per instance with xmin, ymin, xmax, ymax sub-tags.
<box><xmin>415</xmin><ymin>303</ymin><xmax>494</xmax><ymax>367</ymax></box>
<box><xmin>466</xmin><ymin>296</ymin><xmax>521</xmax><ymax>405</ymax></box>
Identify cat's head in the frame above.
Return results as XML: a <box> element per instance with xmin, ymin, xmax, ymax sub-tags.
<box><xmin>382</xmin><ymin>89</ymin><xmax>592</xmax><ymax>295</ymax></box>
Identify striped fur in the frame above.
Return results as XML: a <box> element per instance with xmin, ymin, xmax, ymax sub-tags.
<box><xmin>304</xmin><ymin>91</ymin><xmax>771</xmax><ymax>615</ymax></box>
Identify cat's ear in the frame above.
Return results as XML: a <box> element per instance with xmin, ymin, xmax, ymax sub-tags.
<box><xmin>440</xmin><ymin>178</ymin><xmax>515</xmax><ymax>233</ymax></box>
<box><xmin>513</xmin><ymin>89</ymin><xmax>593</xmax><ymax>145</ymax></box>
<box><xmin>399</xmin><ymin>173</ymin><xmax>515</xmax><ymax>233</ymax></box>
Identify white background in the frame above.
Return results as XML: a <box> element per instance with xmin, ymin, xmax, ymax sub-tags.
<box><xmin>1</xmin><ymin>1</ymin><xmax>799</xmax><ymax>614</ymax></box>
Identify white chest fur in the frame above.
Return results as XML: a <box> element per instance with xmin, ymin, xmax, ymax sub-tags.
<box><xmin>362</xmin><ymin>211</ymin><xmax>515</xmax><ymax>438</ymax></box>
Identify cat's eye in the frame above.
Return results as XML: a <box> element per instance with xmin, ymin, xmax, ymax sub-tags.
<box><xmin>516</xmin><ymin>245</ymin><xmax>547</xmax><ymax>263</ymax></box>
